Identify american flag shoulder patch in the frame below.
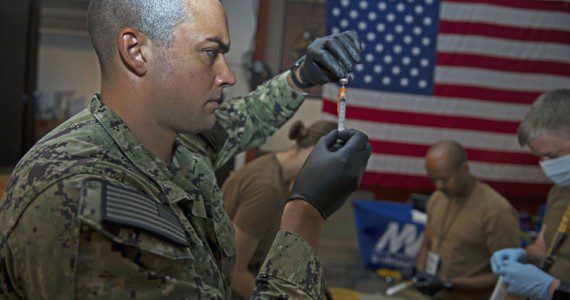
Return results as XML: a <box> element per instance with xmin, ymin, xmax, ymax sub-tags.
<box><xmin>100</xmin><ymin>182</ymin><xmax>190</xmax><ymax>247</ymax></box>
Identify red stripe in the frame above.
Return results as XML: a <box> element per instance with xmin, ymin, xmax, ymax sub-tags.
<box><xmin>443</xmin><ymin>0</ymin><xmax>570</xmax><ymax>13</ymax></box>
<box><xmin>367</xmin><ymin>140</ymin><xmax>539</xmax><ymax>166</ymax></box>
<box><xmin>322</xmin><ymin>98</ymin><xmax>519</xmax><ymax>134</ymax></box>
<box><xmin>437</xmin><ymin>53</ymin><xmax>570</xmax><ymax>77</ymax></box>
<box><xmin>433</xmin><ymin>84</ymin><xmax>542</xmax><ymax>104</ymax></box>
<box><xmin>361</xmin><ymin>171</ymin><xmax>552</xmax><ymax>198</ymax></box>
<box><xmin>439</xmin><ymin>21</ymin><xmax>570</xmax><ymax>45</ymax></box>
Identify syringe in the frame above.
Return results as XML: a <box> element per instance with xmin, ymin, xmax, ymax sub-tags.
<box><xmin>337</xmin><ymin>77</ymin><xmax>348</xmax><ymax>131</ymax></box>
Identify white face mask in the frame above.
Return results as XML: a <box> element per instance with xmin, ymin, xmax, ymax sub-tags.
<box><xmin>539</xmin><ymin>154</ymin><xmax>570</xmax><ymax>186</ymax></box>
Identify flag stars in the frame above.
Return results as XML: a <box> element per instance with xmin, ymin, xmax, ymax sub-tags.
<box><xmin>401</xmin><ymin>78</ymin><xmax>409</xmax><ymax>87</ymax></box>
<box><xmin>423</xmin><ymin>17</ymin><xmax>432</xmax><ymax>26</ymax></box>
<box><xmin>396</xmin><ymin>3</ymin><xmax>406</xmax><ymax>12</ymax></box>
<box><xmin>393</xmin><ymin>45</ymin><xmax>403</xmax><ymax>53</ymax></box>
<box><xmin>340</xmin><ymin>19</ymin><xmax>349</xmax><ymax>28</ymax></box>
<box><xmin>356</xmin><ymin>64</ymin><xmax>364</xmax><ymax>72</ymax></box>
<box><xmin>374</xmin><ymin>65</ymin><xmax>383</xmax><ymax>73</ymax></box>
<box><xmin>419</xmin><ymin>80</ymin><xmax>428</xmax><ymax>88</ymax></box>
<box><xmin>420</xmin><ymin>59</ymin><xmax>429</xmax><ymax>67</ymax></box>
<box><xmin>415</xmin><ymin>5</ymin><xmax>424</xmax><ymax>14</ymax></box>
<box><xmin>410</xmin><ymin>68</ymin><xmax>419</xmax><ymax>77</ymax></box>
<box><xmin>413</xmin><ymin>26</ymin><xmax>423</xmax><ymax>35</ymax></box>
<box><xmin>358</xmin><ymin>22</ymin><xmax>368</xmax><ymax>30</ymax></box>
<box><xmin>332</xmin><ymin>7</ymin><xmax>341</xmax><ymax>17</ymax></box>
<box><xmin>360</xmin><ymin>1</ymin><xmax>369</xmax><ymax>9</ymax></box>
<box><xmin>402</xmin><ymin>56</ymin><xmax>411</xmax><ymax>65</ymax></box>
<box><xmin>341</xmin><ymin>0</ymin><xmax>350</xmax><ymax>7</ymax></box>
<box><xmin>375</xmin><ymin>43</ymin><xmax>384</xmax><ymax>53</ymax></box>
<box><xmin>365</xmin><ymin>53</ymin><xmax>375</xmax><ymax>62</ymax></box>
<box><xmin>382</xmin><ymin>77</ymin><xmax>391</xmax><ymax>85</ymax></box>
<box><xmin>385</xmin><ymin>34</ymin><xmax>395</xmax><ymax>42</ymax></box>
<box><xmin>395</xmin><ymin>24</ymin><xmax>404</xmax><ymax>33</ymax></box>
<box><xmin>367</xmin><ymin>32</ymin><xmax>376</xmax><ymax>41</ymax></box>
<box><xmin>412</xmin><ymin>47</ymin><xmax>421</xmax><ymax>56</ymax></box>
<box><xmin>378</xmin><ymin>2</ymin><xmax>387</xmax><ymax>11</ymax></box>
<box><xmin>332</xmin><ymin>27</ymin><xmax>340</xmax><ymax>34</ymax></box>
<box><xmin>422</xmin><ymin>37</ymin><xmax>431</xmax><ymax>46</ymax></box>
<box><xmin>364</xmin><ymin>75</ymin><xmax>373</xmax><ymax>83</ymax></box>
<box><xmin>403</xmin><ymin>35</ymin><xmax>412</xmax><ymax>44</ymax></box>
<box><xmin>405</xmin><ymin>15</ymin><xmax>414</xmax><ymax>24</ymax></box>
<box><xmin>377</xmin><ymin>23</ymin><xmax>386</xmax><ymax>32</ymax></box>
<box><xmin>383</xmin><ymin>55</ymin><xmax>393</xmax><ymax>63</ymax></box>
<box><xmin>368</xmin><ymin>12</ymin><xmax>378</xmax><ymax>21</ymax></box>
<box><xmin>387</xmin><ymin>13</ymin><xmax>396</xmax><ymax>22</ymax></box>
<box><xmin>350</xmin><ymin>10</ymin><xmax>359</xmax><ymax>19</ymax></box>
<box><xmin>392</xmin><ymin>66</ymin><xmax>401</xmax><ymax>75</ymax></box>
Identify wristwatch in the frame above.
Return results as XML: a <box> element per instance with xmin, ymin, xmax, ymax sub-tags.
<box><xmin>443</xmin><ymin>277</ymin><xmax>454</xmax><ymax>291</ymax></box>
<box><xmin>290</xmin><ymin>56</ymin><xmax>313</xmax><ymax>89</ymax></box>
<box><xmin>553</xmin><ymin>281</ymin><xmax>570</xmax><ymax>300</ymax></box>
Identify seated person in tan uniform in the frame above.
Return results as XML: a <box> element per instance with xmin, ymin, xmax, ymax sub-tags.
<box><xmin>491</xmin><ymin>89</ymin><xmax>570</xmax><ymax>300</ymax></box>
<box><xmin>222</xmin><ymin>120</ymin><xmax>336</xmax><ymax>299</ymax></box>
<box><xmin>415</xmin><ymin>141</ymin><xmax>520</xmax><ymax>299</ymax></box>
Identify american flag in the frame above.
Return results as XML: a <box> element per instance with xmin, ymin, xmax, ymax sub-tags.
<box><xmin>323</xmin><ymin>0</ymin><xmax>570</xmax><ymax>202</ymax></box>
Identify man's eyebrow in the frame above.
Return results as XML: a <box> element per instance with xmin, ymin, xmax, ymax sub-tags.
<box><xmin>205</xmin><ymin>37</ymin><xmax>230</xmax><ymax>53</ymax></box>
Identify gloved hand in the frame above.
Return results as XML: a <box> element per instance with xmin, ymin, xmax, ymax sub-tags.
<box><xmin>490</xmin><ymin>248</ymin><xmax>527</xmax><ymax>273</ymax></box>
<box><xmin>289</xmin><ymin>129</ymin><xmax>372</xmax><ymax>219</ymax></box>
<box><xmin>414</xmin><ymin>271</ymin><xmax>443</xmax><ymax>296</ymax></box>
<box><xmin>497</xmin><ymin>261</ymin><xmax>554</xmax><ymax>300</ymax></box>
<box><xmin>294</xmin><ymin>30</ymin><xmax>362</xmax><ymax>88</ymax></box>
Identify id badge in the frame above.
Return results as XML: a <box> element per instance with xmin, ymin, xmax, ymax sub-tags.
<box><xmin>425</xmin><ymin>251</ymin><xmax>441</xmax><ymax>275</ymax></box>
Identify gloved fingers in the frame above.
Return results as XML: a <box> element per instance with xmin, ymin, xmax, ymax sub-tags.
<box><xmin>337</xmin><ymin>129</ymin><xmax>370</xmax><ymax>154</ymax></box>
<box><xmin>341</xmin><ymin>30</ymin><xmax>363</xmax><ymax>53</ymax></box>
<box><xmin>325</xmin><ymin>39</ymin><xmax>356</xmax><ymax>74</ymax></box>
<box><xmin>310</xmin><ymin>49</ymin><xmax>348</xmax><ymax>80</ymax></box>
<box><xmin>319</xmin><ymin>129</ymin><xmax>339</xmax><ymax>149</ymax></box>
<box><xmin>336</xmin><ymin>32</ymin><xmax>362</xmax><ymax>65</ymax></box>
<box><xmin>303</xmin><ymin>60</ymin><xmax>333</xmax><ymax>84</ymax></box>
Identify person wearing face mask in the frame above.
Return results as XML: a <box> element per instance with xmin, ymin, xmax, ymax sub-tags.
<box><xmin>414</xmin><ymin>141</ymin><xmax>520</xmax><ymax>299</ymax></box>
<box><xmin>491</xmin><ymin>89</ymin><xmax>570</xmax><ymax>300</ymax></box>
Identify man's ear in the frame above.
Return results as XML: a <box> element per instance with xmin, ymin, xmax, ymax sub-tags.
<box><xmin>117</xmin><ymin>28</ymin><xmax>148</xmax><ymax>76</ymax></box>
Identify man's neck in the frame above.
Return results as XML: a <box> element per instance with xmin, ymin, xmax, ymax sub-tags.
<box><xmin>100</xmin><ymin>86</ymin><xmax>177</xmax><ymax>164</ymax></box>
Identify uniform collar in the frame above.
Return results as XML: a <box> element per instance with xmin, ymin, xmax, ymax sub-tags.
<box><xmin>89</xmin><ymin>95</ymin><xmax>190</xmax><ymax>203</ymax></box>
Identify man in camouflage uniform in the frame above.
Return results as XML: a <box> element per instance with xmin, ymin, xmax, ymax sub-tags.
<box><xmin>0</xmin><ymin>0</ymin><xmax>371</xmax><ymax>299</ymax></box>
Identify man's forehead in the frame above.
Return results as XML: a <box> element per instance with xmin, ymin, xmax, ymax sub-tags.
<box><xmin>183</xmin><ymin>0</ymin><xmax>230</xmax><ymax>44</ymax></box>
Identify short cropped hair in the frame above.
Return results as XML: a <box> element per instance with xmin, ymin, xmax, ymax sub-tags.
<box><xmin>87</xmin><ymin>0</ymin><xmax>190</xmax><ymax>74</ymax></box>
<box><xmin>288</xmin><ymin>120</ymin><xmax>337</xmax><ymax>149</ymax></box>
<box><xmin>427</xmin><ymin>140</ymin><xmax>467</xmax><ymax>170</ymax></box>
<box><xmin>517</xmin><ymin>89</ymin><xmax>570</xmax><ymax>146</ymax></box>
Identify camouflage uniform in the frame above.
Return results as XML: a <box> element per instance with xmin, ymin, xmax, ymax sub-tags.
<box><xmin>0</xmin><ymin>72</ymin><xmax>325</xmax><ymax>299</ymax></box>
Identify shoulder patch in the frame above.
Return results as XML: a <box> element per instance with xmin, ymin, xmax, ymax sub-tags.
<box><xmin>101</xmin><ymin>182</ymin><xmax>190</xmax><ymax>247</ymax></box>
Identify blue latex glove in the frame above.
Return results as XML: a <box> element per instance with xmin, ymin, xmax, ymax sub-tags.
<box><xmin>497</xmin><ymin>261</ymin><xmax>554</xmax><ymax>300</ymax></box>
<box><xmin>490</xmin><ymin>248</ymin><xmax>527</xmax><ymax>273</ymax></box>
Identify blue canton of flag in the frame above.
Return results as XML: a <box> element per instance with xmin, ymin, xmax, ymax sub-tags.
<box><xmin>328</xmin><ymin>0</ymin><xmax>441</xmax><ymax>95</ymax></box>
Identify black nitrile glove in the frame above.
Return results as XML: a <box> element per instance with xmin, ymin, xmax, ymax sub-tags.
<box><xmin>288</xmin><ymin>129</ymin><xmax>372</xmax><ymax>219</ymax></box>
<box><xmin>414</xmin><ymin>271</ymin><xmax>444</xmax><ymax>296</ymax></box>
<box><xmin>293</xmin><ymin>31</ymin><xmax>362</xmax><ymax>88</ymax></box>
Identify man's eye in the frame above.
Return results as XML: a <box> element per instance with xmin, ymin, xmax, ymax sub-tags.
<box><xmin>206</xmin><ymin>50</ymin><xmax>219</xmax><ymax>58</ymax></box>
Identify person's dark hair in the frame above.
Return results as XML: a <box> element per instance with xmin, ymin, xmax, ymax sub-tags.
<box><xmin>518</xmin><ymin>89</ymin><xmax>570</xmax><ymax>146</ymax></box>
<box><xmin>288</xmin><ymin>120</ymin><xmax>337</xmax><ymax>148</ymax></box>
<box><xmin>87</xmin><ymin>0</ymin><xmax>190</xmax><ymax>75</ymax></box>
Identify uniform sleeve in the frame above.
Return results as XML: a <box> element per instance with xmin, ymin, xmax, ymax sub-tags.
<box><xmin>207</xmin><ymin>72</ymin><xmax>307</xmax><ymax>169</ymax></box>
<box><xmin>253</xmin><ymin>231</ymin><xmax>325</xmax><ymax>299</ymax></box>
<box><xmin>484</xmin><ymin>206</ymin><xmax>521</xmax><ymax>254</ymax></box>
<box><xmin>232</xmin><ymin>183</ymin><xmax>281</xmax><ymax>238</ymax></box>
<box><xmin>2</xmin><ymin>177</ymin><xmax>227</xmax><ymax>299</ymax></box>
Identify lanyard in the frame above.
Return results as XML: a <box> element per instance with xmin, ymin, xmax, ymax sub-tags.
<box><xmin>436</xmin><ymin>197</ymin><xmax>467</xmax><ymax>253</ymax></box>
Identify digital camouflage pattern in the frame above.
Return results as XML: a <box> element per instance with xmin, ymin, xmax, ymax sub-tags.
<box><xmin>0</xmin><ymin>72</ymin><xmax>325</xmax><ymax>299</ymax></box>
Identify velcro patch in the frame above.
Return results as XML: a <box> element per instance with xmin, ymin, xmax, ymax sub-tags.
<box><xmin>101</xmin><ymin>182</ymin><xmax>190</xmax><ymax>247</ymax></box>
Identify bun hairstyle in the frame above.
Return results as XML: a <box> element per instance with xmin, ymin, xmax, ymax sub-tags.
<box><xmin>288</xmin><ymin>120</ymin><xmax>337</xmax><ymax>148</ymax></box>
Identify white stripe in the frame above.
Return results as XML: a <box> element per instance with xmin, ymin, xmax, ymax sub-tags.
<box><xmin>435</xmin><ymin>66</ymin><xmax>570</xmax><ymax>92</ymax></box>
<box><xmin>322</xmin><ymin>84</ymin><xmax>530</xmax><ymax>121</ymax></box>
<box><xmin>437</xmin><ymin>35</ymin><xmax>570</xmax><ymax>63</ymax></box>
<box><xmin>321</xmin><ymin>114</ymin><xmax>528</xmax><ymax>153</ymax></box>
<box><xmin>366</xmin><ymin>154</ymin><xmax>549</xmax><ymax>183</ymax></box>
<box><xmin>441</xmin><ymin>2</ymin><xmax>570</xmax><ymax>31</ymax></box>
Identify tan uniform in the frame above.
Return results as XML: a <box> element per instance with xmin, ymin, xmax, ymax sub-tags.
<box><xmin>426</xmin><ymin>181</ymin><xmax>520</xmax><ymax>299</ymax></box>
<box><xmin>223</xmin><ymin>154</ymin><xmax>290</xmax><ymax>272</ymax></box>
<box><xmin>543</xmin><ymin>185</ymin><xmax>570</xmax><ymax>282</ymax></box>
